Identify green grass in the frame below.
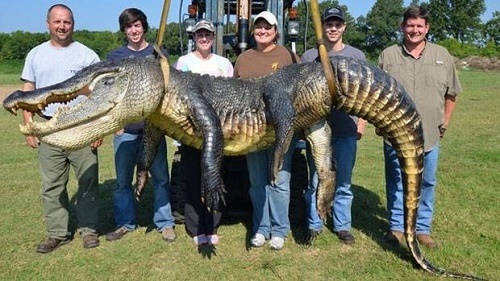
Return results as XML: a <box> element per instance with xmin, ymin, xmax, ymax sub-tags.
<box><xmin>0</xmin><ymin>69</ymin><xmax>498</xmax><ymax>280</ymax></box>
<box><xmin>0</xmin><ymin>60</ymin><xmax>23</xmax><ymax>85</ymax></box>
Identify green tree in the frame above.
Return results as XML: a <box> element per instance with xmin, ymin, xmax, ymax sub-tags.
<box><xmin>365</xmin><ymin>0</ymin><xmax>405</xmax><ymax>58</ymax></box>
<box><xmin>484</xmin><ymin>11</ymin><xmax>500</xmax><ymax>45</ymax></box>
<box><xmin>74</xmin><ymin>30</ymin><xmax>122</xmax><ymax>59</ymax></box>
<box><xmin>165</xmin><ymin>22</ymin><xmax>187</xmax><ymax>57</ymax></box>
<box><xmin>1</xmin><ymin>31</ymin><xmax>47</xmax><ymax>60</ymax></box>
<box><xmin>427</xmin><ymin>0</ymin><xmax>486</xmax><ymax>43</ymax></box>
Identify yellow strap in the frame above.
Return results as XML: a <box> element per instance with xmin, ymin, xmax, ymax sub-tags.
<box><xmin>310</xmin><ymin>0</ymin><xmax>337</xmax><ymax>101</ymax></box>
<box><xmin>152</xmin><ymin>44</ymin><xmax>170</xmax><ymax>88</ymax></box>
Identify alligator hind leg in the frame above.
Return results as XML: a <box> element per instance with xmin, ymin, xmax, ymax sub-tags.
<box><xmin>136</xmin><ymin>123</ymin><xmax>164</xmax><ymax>200</ymax></box>
<box><xmin>304</xmin><ymin>120</ymin><xmax>335</xmax><ymax>220</ymax></box>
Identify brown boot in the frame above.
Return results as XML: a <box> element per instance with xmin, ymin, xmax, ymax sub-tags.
<box><xmin>417</xmin><ymin>234</ymin><xmax>438</xmax><ymax>248</ymax></box>
<box><xmin>383</xmin><ymin>230</ymin><xmax>404</xmax><ymax>246</ymax></box>
<box><xmin>83</xmin><ymin>234</ymin><xmax>100</xmax><ymax>249</ymax></box>
<box><xmin>36</xmin><ymin>237</ymin><xmax>71</xmax><ymax>253</ymax></box>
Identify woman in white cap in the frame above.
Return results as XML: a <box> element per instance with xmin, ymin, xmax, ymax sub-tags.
<box><xmin>174</xmin><ymin>19</ymin><xmax>234</xmax><ymax>246</ymax></box>
<box><xmin>234</xmin><ymin>11</ymin><xmax>300</xmax><ymax>250</ymax></box>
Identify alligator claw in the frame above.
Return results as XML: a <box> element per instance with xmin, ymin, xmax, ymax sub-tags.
<box><xmin>135</xmin><ymin>170</ymin><xmax>149</xmax><ymax>201</ymax></box>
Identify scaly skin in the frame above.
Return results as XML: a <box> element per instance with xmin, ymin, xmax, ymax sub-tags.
<box><xmin>3</xmin><ymin>55</ymin><xmax>484</xmax><ymax>280</ymax></box>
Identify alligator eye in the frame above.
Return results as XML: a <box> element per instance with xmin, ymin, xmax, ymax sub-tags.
<box><xmin>104</xmin><ymin>77</ymin><xmax>115</xmax><ymax>86</ymax></box>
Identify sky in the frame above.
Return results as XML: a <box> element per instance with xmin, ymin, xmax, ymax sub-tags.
<box><xmin>0</xmin><ymin>0</ymin><xmax>498</xmax><ymax>33</ymax></box>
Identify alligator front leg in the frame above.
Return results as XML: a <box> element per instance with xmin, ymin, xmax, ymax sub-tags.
<box><xmin>187</xmin><ymin>91</ymin><xmax>226</xmax><ymax>211</ymax></box>
<box><xmin>263</xmin><ymin>82</ymin><xmax>296</xmax><ymax>183</ymax></box>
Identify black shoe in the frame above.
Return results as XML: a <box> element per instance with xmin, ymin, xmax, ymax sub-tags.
<box><xmin>106</xmin><ymin>226</ymin><xmax>130</xmax><ymax>241</ymax></box>
<box><xmin>83</xmin><ymin>234</ymin><xmax>100</xmax><ymax>249</ymax></box>
<box><xmin>335</xmin><ymin>230</ymin><xmax>355</xmax><ymax>244</ymax></box>
<box><xmin>36</xmin><ymin>237</ymin><xmax>71</xmax><ymax>253</ymax></box>
<box><xmin>306</xmin><ymin>228</ymin><xmax>322</xmax><ymax>245</ymax></box>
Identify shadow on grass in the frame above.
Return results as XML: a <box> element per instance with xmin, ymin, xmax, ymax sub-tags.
<box><xmin>350</xmin><ymin>184</ymin><xmax>412</xmax><ymax>263</ymax></box>
<box><xmin>97</xmin><ymin>179</ymin><xmax>157</xmax><ymax>235</ymax></box>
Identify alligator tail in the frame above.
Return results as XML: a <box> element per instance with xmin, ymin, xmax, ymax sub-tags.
<box><xmin>331</xmin><ymin>58</ymin><xmax>486</xmax><ymax>280</ymax></box>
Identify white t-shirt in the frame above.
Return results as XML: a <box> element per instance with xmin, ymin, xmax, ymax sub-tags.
<box><xmin>174</xmin><ymin>52</ymin><xmax>233</xmax><ymax>77</ymax></box>
<box><xmin>21</xmin><ymin>41</ymin><xmax>100</xmax><ymax>116</ymax></box>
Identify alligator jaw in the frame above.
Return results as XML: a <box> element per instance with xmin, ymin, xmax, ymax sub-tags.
<box><xmin>5</xmin><ymin>70</ymin><xmax>129</xmax><ymax>149</ymax></box>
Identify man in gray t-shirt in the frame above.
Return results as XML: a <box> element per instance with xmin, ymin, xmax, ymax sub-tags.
<box><xmin>302</xmin><ymin>6</ymin><xmax>366</xmax><ymax>245</ymax></box>
<box><xmin>21</xmin><ymin>4</ymin><xmax>102</xmax><ymax>253</ymax></box>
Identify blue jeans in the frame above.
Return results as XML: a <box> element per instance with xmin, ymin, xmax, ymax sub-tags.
<box><xmin>113</xmin><ymin>132</ymin><xmax>174</xmax><ymax>232</ymax></box>
<box><xmin>384</xmin><ymin>142</ymin><xmax>439</xmax><ymax>234</ymax></box>
<box><xmin>305</xmin><ymin>136</ymin><xmax>357</xmax><ymax>232</ymax></box>
<box><xmin>247</xmin><ymin>142</ymin><xmax>295</xmax><ymax>239</ymax></box>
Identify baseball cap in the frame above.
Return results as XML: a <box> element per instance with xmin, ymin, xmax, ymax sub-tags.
<box><xmin>254</xmin><ymin>11</ymin><xmax>278</xmax><ymax>26</ymax></box>
<box><xmin>322</xmin><ymin>7</ymin><xmax>345</xmax><ymax>22</ymax></box>
<box><xmin>193</xmin><ymin>20</ymin><xmax>215</xmax><ymax>33</ymax></box>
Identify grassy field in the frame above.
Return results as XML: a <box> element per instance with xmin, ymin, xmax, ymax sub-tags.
<box><xmin>0</xmin><ymin>69</ymin><xmax>498</xmax><ymax>280</ymax></box>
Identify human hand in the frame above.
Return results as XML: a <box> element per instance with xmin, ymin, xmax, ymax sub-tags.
<box><xmin>25</xmin><ymin>135</ymin><xmax>39</xmax><ymax>149</ymax></box>
<box><xmin>91</xmin><ymin>138</ymin><xmax>103</xmax><ymax>149</ymax></box>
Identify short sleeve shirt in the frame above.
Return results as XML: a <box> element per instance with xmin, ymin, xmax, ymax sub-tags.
<box><xmin>301</xmin><ymin>45</ymin><xmax>366</xmax><ymax>137</ymax></box>
<box><xmin>233</xmin><ymin>45</ymin><xmax>300</xmax><ymax>78</ymax></box>
<box><xmin>174</xmin><ymin>52</ymin><xmax>234</xmax><ymax>77</ymax></box>
<box><xmin>21</xmin><ymin>41</ymin><xmax>100</xmax><ymax>117</ymax></box>
<box><xmin>378</xmin><ymin>42</ymin><xmax>462</xmax><ymax>150</ymax></box>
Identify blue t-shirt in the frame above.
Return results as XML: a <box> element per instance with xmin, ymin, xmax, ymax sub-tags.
<box><xmin>106</xmin><ymin>44</ymin><xmax>157</xmax><ymax>134</ymax></box>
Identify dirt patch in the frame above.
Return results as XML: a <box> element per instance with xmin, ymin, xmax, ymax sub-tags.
<box><xmin>456</xmin><ymin>56</ymin><xmax>500</xmax><ymax>71</ymax></box>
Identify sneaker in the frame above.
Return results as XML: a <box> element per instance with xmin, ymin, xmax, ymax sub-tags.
<box><xmin>383</xmin><ymin>230</ymin><xmax>404</xmax><ymax>246</ymax></box>
<box><xmin>193</xmin><ymin>234</ymin><xmax>208</xmax><ymax>246</ymax></box>
<box><xmin>269</xmin><ymin>236</ymin><xmax>285</xmax><ymax>250</ymax></box>
<box><xmin>207</xmin><ymin>234</ymin><xmax>219</xmax><ymax>245</ymax></box>
<box><xmin>106</xmin><ymin>226</ymin><xmax>131</xmax><ymax>242</ymax></box>
<box><xmin>36</xmin><ymin>237</ymin><xmax>71</xmax><ymax>253</ymax></box>
<box><xmin>161</xmin><ymin>227</ymin><xmax>176</xmax><ymax>243</ymax></box>
<box><xmin>335</xmin><ymin>230</ymin><xmax>355</xmax><ymax>244</ymax></box>
<box><xmin>250</xmin><ymin>233</ymin><xmax>266</xmax><ymax>248</ymax></box>
<box><xmin>417</xmin><ymin>234</ymin><xmax>438</xmax><ymax>248</ymax></box>
<box><xmin>306</xmin><ymin>228</ymin><xmax>322</xmax><ymax>245</ymax></box>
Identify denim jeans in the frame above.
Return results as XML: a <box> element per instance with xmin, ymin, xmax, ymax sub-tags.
<box><xmin>384</xmin><ymin>142</ymin><xmax>439</xmax><ymax>234</ymax></box>
<box><xmin>305</xmin><ymin>136</ymin><xmax>357</xmax><ymax>232</ymax></box>
<box><xmin>247</xmin><ymin>141</ymin><xmax>295</xmax><ymax>239</ymax></box>
<box><xmin>113</xmin><ymin>132</ymin><xmax>174</xmax><ymax>232</ymax></box>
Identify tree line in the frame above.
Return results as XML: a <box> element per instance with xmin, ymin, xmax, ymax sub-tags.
<box><xmin>0</xmin><ymin>0</ymin><xmax>498</xmax><ymax>63</ymax></box>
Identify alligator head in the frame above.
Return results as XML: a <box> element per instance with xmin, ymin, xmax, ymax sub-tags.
<box><xmin>3</xmin><ymin>56</ymin><xmax>165</xmax><ymax>150</ymax></box>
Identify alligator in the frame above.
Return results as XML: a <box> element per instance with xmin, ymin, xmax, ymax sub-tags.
<box><xmin>3</xmin><ymin>53</ymin><xmax>484</xmax><ymax>280</ymax></box>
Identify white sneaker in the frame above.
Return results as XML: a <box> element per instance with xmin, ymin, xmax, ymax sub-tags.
<box><xmin>250</xmin><ymin>233</ymin><xmax>266</xmax><ymax>247</ymax></box>
<box><xmin>193</xmin><ymin>235</ymin><xmax>208</xmax><ymax>246</ymax></box>
<box><xmin>207</xmin><ymin>234</ymin><xmax>219</xmax><ymax>245</ymax></box>
<box><xmin>269</xmin><ymin>236</ymin><xmax>285</xmax><ymax>250</ymax></box>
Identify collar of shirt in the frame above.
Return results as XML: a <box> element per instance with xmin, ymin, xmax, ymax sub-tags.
<box><xmin>401</xmin><ymin>40</ymin><xmax>427</xmax><ymax>59</ymax></box>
